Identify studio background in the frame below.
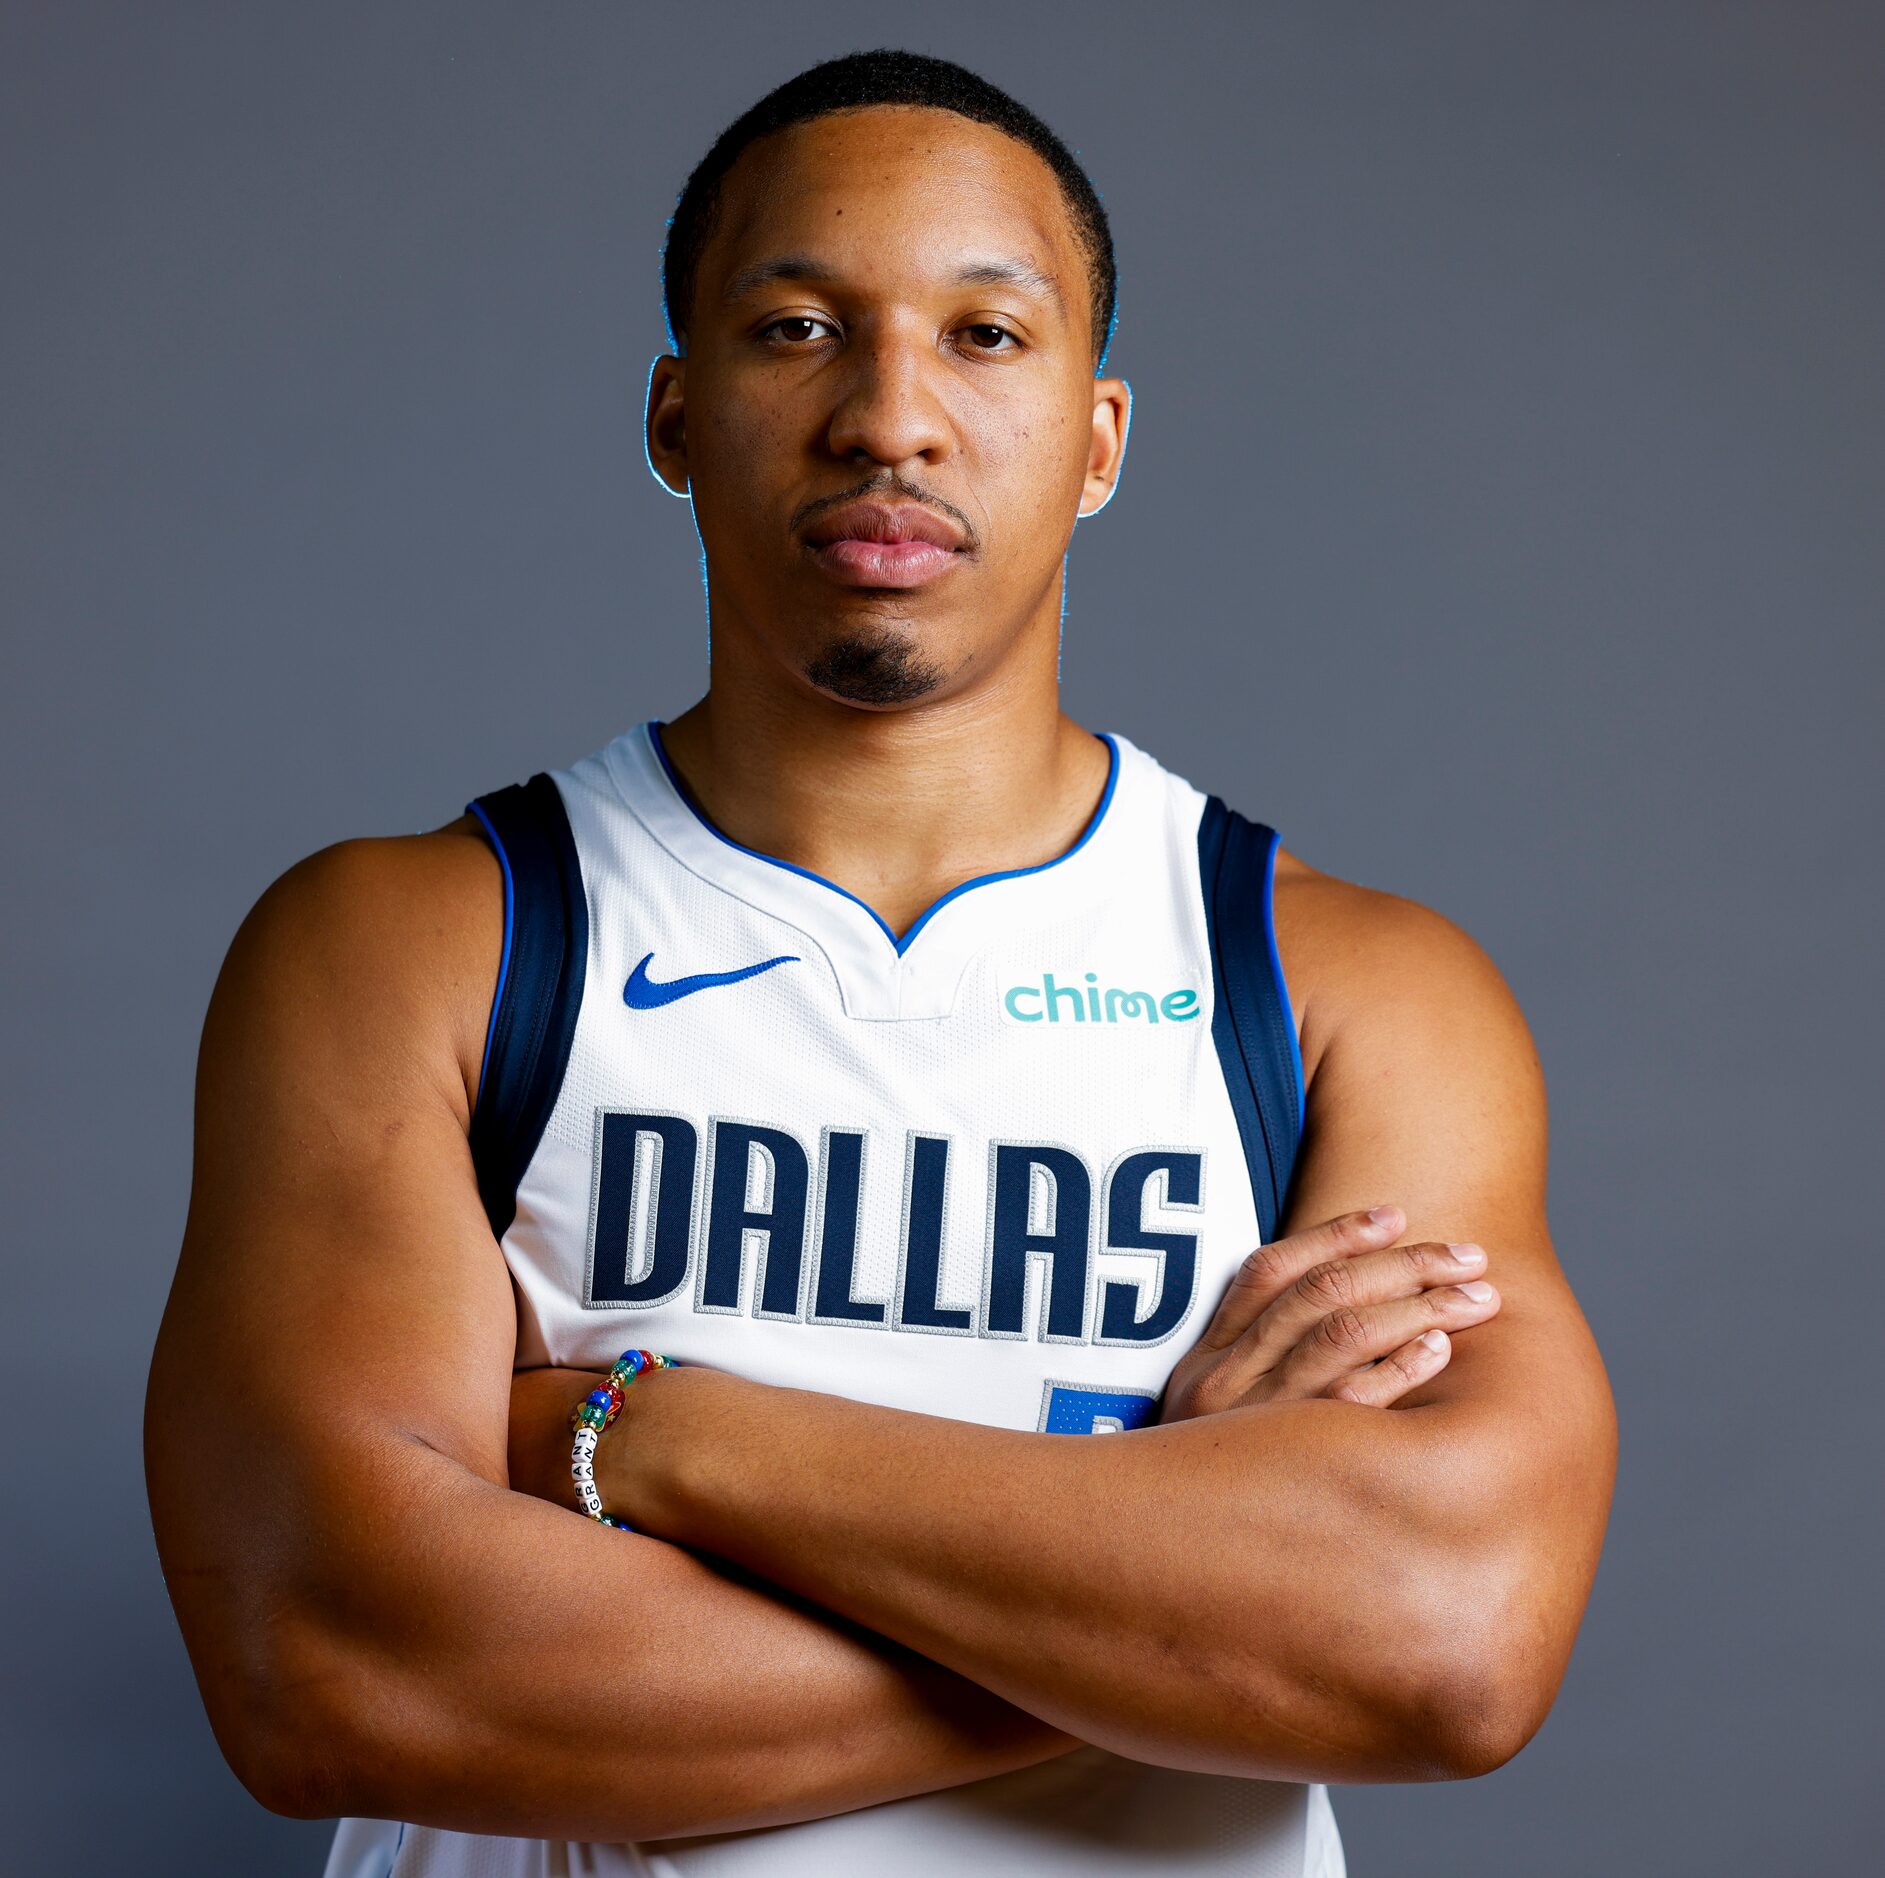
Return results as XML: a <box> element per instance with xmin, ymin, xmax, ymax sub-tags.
<box><xmin>4</xmin><ymin>4</ymin><xmax>1878</xmax><ymax>1872</ymax></box>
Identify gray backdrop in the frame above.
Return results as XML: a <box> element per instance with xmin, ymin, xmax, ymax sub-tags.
<box><xmin>5</xmin><ymin>3</ymin><xmax>1879</xmax><ymax>1871</ymax></box>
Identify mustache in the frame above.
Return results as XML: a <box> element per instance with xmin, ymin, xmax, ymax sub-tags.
<box><xmin>793</xmin><ymin>476</ymin><xmax>979</xmax><ymax>551</ymax></box>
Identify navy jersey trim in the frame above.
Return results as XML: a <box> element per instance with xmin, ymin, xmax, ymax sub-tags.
<box><xmin>1197</xmin><ymin>798</ymin><xmax>1304</xmax><ymax>1242</ymax></box>
<box><xmin>465</xmin><ymin>773</ymin><xmax>589</xmax><ymax>1240</ymax></box>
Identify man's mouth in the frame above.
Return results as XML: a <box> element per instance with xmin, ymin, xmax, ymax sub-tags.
<box><xmin>808</xmin><ymin>538</ymin><xmax>960</xmax><ymax>588</ymax></box>
<box><xmin>802</xmin><ymin>498</ymin><xmax>968</xmax><ymax>590</ymax></box>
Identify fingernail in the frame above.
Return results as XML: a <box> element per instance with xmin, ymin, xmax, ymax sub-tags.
<box><xmin>1457</xmin><ymin>1280</ymin><xmax>1495</xmax><ymax>1302</ymax></box>
<box><xmin>1420</xmin><ymin>1330</ymin><xmax>1449</xmax><ymax>1353</ymax></box>
<box><xmin>1447</xmin><ymin>1242</ymin><xmax>1486</xmax><ymax>1268</ymax></box>
<box><xmin>1367</xmin><ymin>1206</ymin><xmax>1399</xmax><ymax>1228</ymax></box>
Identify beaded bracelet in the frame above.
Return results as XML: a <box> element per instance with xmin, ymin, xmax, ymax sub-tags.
<box><xmin>568</xmin><ymin>1348</ymin><xmax>674</xmax><ymax>1532</ymax></box>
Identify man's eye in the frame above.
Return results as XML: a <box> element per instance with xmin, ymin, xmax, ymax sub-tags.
<box><xmin>759</xmin><ymin>316</ymin><xmax>836</xmax><ymax>344</ymax></box>
<box><xmin>962</xmin><ymin>324</ymin><xmax>1019</xmax><ymax>352</ymax></box>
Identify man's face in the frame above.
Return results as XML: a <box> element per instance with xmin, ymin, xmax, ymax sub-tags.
<box><xmin>648</xmin><ymin>105</ymin><xmax>1128</xmax><ymax>710</ymax></box>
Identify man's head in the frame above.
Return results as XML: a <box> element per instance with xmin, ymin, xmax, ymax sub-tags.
<box><xmin>661</xmin><ymin>51</ymin><xmax>1118</xmax><ymax>374</ymax></box>
<box><xmin>644</xmin><ymin>49</ymin><xmax>1131</xmax><ymax>714</ymax></box>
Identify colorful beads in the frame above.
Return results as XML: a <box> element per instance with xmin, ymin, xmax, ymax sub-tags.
<box><xmin>566</xmin><ymin>1348</ymin><xmax>675</xmax><ymax>1531</ymax></box>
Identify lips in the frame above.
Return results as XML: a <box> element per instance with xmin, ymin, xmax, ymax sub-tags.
<box><xmin>803</xmin><ymin>499</ymin><xmax>967</xmax><ymax>590</ymax></box>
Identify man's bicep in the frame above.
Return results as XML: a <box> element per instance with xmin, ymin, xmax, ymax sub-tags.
<box><xmin>1279</xmin><ymin>886</ymin><xmax>1611</xmax><ymax>1440</ymax></box>
<box><xmin>1273</xmin><ymin>884</ymin><xmax>1614</xmax><ymax>1735</ymax></box>
<box><xmin>147</xmin><ymin>835</ymin><xmax>1090</xmax><ymax>1834</ymax></box>
<box><xmin>149</xmin><ymin>831</ymin><xmax>515</xmax><ymax>1602</ymax></box>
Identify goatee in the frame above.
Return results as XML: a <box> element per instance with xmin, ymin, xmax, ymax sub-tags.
<box><xmin>804</xmin><ymin>631</ymin><xmax>946</xmax><ymax>707</ymax></box>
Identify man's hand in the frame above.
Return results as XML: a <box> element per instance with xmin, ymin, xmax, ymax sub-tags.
<box><xmin>510</xmin><ymin>1206</ymin><xmax>1504</xmax><ymax>1517</ymax></box>
<box><xmin>458</xmin><ymin>877</ymin><xmax>1607</xmax><ymax>1794</ymax></box>
<box><xmin>1158</xmin><ymin>1205</ymin><xmax>1501</xmax><ymax>1424</ymax></box>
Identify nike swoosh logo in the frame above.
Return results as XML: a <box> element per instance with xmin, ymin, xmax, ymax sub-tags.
<box><xmin>623</xmin><ymin>950</ymin><xmax>799</xmax><ymax>1010</ymax></box>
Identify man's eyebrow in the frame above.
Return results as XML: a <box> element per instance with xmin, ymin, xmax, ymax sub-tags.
<box><xmin>719</xmin><ymin>255</ymin><xmax>826</xmax><ymax>306</ymax></box>
<box><xmin>720</xmin><ymin>253</ymin><xmax>1066</xmax><ymax>315</ymax></box>
<box><xmin>954</xmin><ymin>257</ymin><xmax>1067</xmax><ymax>313</ymax></box>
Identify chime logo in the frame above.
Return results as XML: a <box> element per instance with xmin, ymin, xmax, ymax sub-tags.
<box><xmin>999</xmin><ymin>971</ymin><xmax>1202</xmax><ymax>1027</ymax></box>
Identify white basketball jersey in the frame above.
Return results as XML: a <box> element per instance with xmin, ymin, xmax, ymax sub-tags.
<box><xmin>324</xmin><ymin>722</ymin><xmax>1341</xmax><ymax>1878</ymax></box>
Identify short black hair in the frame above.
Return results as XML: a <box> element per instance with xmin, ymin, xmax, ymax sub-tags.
<box><xmin>661</xmin><ymin>48</ymin><xmax>1118</xmax><ymax>372</ymax></box>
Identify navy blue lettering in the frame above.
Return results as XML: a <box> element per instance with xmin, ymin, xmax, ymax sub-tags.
<box><xmin>701</xmin><ymin>1122</ymin><xmax>810</xmax><ymax>1315</ymax></box>
<box><xmin>589</xmin><ymin>1112</ymin><xmax>696</xmax><ymax>1306</ymax></box>
<box><xmin>897</xmin><ymin>1135</ymin><xmax>973</xmax><ymax>1331</ymax></box>
<box><xmin>1098</xmin><ymin>1150</ymin><xmax>1202</xmax><ymax>1342</ymax></box>
<box><xmin>987</xmin><ymin>1144</ymin><xmax>1092</xmax><ymax>1340</ymax></box>
<box><xmin>812</xmin><ymin>1130</ymin><xmax>885</xmax><ymax>1323</ymax></box>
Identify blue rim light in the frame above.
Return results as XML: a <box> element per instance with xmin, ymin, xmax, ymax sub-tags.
<box><xmin>645</xmin><ymin>722</ymin><xmax>1121</xmax><ymax>957</ymax></box>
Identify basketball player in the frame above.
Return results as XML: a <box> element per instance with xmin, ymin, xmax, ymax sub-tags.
<box><xmin>145</xmin><ymin>49</ymin><xmax>1615</xmax><ymax>1878</ymax></box>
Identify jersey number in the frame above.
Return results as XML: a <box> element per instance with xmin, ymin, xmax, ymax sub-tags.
<box><xmin>1040</xmin><ymin>1382</ymin><xmax>1160</xmax><ymax>1435</ymax></box>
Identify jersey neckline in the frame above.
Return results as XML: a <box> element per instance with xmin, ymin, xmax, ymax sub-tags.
<box><xmin>644</xmin><ymin>720</ymin><xmax>1123</xmax><ymax>958</ymax></box>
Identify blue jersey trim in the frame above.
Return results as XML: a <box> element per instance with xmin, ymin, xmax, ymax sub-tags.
<box><xmin>646</xmin><ymin>721</ymin><xmax>899</xmax><ymax>945</ymax></box>
<box><xmin>1259</xmin><ymin>825</ymin><xmax>1307</xmax><ymax>1130</ymax></box>
<box><xmin>1197</xmin><ymin>798</ymin><xmax>1303</xmax><ymax>1242</ymax></box>
<box><xmin>466</xmin><ymin>797</ymin><xmax>516</xmax><ymax>1107</ymax></box>
<box><xmin>463</xmin><ymin>774</ymin><xmax>590</xmax><ymax>1240</ymax></box>
<box><xmin>645</xmin><ymin>722</ymin><xmax>1121</xmax><ymax>956</ymax></box>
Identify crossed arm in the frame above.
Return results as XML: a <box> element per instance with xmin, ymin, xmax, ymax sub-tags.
<box><xmin>143</xmin><ymin>829</ymin><xmax>1615</xmax><ymax>1839</ymax></box>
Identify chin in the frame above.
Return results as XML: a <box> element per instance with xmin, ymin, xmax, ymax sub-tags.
<box><xmin>801</xmin><ymin>628</ymin><xmax>952</xmax><ymax>709</ymax></box>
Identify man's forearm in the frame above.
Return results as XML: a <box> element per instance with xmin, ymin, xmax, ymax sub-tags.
<box><xmin>157</xmin><ymin>1414</ymin><xmax>1075</xmax><ymax>1839</ymax></box>
<box><xmin>606</xmin><ymin>1366</ymin><xmax>1542</xmax><ymax>1784</ymax></box>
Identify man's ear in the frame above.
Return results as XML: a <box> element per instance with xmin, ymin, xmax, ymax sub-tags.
<box><xmin>645</xmin><ymin>354</ymin><xmax>690</xmax><ymax>497</ymax></box>
<box><xmin>1078</xmin><ymin>376</ymin><xmax>1132</xmax><ymax>518</ymax></box>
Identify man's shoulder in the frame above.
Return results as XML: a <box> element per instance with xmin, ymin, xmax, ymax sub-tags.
<box><xmin>239</xmin><ymin>816</ymin><xmax>499</xmax><ymax>981</ymax></box>
<box><xmin>1273</xmin><ymin>844</ymin><xmax>1493</xmax><ymax>987</ymax></box>
<box><xmin>209</xmin><ymin>816</ymin><xmax>503</xmax><ymax>1117</ymax></box>
<box><xmin>1271</xmin><ymin>844</ymin><xmax>1533</xmax><ymax>1088</ymax></box>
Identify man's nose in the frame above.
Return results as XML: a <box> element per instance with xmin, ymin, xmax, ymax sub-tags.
<box><xmin>822</xmin><ymin>328</ymin><xmax>953</xmax><ymax>469</ymax></box>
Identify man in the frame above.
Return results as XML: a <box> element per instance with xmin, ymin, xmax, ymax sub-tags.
<box><xmin>145</xmin><ymin>47</ymin><xmax>1615</xmax><ymax>1878</ymax></box>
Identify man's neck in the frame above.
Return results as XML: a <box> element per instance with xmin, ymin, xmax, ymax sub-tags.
<box><xmin>656</xmin><ymin>671</ymin><xmax>1112</xmax><ymax>944</ymax></box>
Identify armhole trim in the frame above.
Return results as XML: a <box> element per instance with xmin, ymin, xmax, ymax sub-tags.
<box><xmin>1198</xmin><ymin>796</ymin><xmax>1304</xmax><ymax>1242</ymax></box>
<box><xmin>1260</xmin><ymin>824</ymin><xmax>1307</xmax><ymax>1131</ymax></box>
<box><xmin>467</xmin><ymin>797</ymin><xmax>516</xmax><ymax>1107</ymax></box>
<box><xmin>464</xmin><ymin>774</ymin><xmax>589</xmax><ymax>1240</ymax></box>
